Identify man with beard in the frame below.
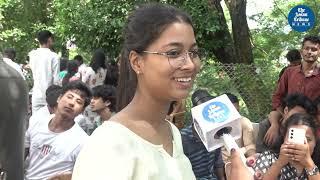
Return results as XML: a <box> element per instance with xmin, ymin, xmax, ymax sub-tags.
<box><xmin>24</xmin><ymin>81</ymin><xmax>91</xmax><ymax>180</ymax></box>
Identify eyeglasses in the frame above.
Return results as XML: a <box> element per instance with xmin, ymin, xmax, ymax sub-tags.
<box><xmin>142</xmin><ymin>49</ymin><xmax>203</xmax><ymax>68</ymax></box>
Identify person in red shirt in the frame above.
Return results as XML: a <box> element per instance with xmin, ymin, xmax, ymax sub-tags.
<box><xmin>265</xmin><ymin>35</ymin><xmax>320</xmax><ymax>147</ymax></box>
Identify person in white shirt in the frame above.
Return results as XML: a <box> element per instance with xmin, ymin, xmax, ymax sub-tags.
<box><xmin>2</xmin><ymin>48</ymin><xmax>25</xmax><ymax>79</ymax></box>
<box><xmin>81</xmin><ymin>49</ymin><xmax>107</xmax><ymax>89</ymax></box>
<box><xmin>24</xmin><ymin>81</ymin><xmax>92</xmax><ymax>180</ymax></box>
<box><xmin>29</xmin><ymin>30</ymin><xmax>60</xmax><ymax>113</ymax></box>
<box><xmin>27</xmin><ymin>85</ymin><xmax>62</xmax><ymax>129</ymax></box>
<box><xmin>72</xmin><ymin>3</ymin><xmax>200</xmax><ymax>180</ymax></box>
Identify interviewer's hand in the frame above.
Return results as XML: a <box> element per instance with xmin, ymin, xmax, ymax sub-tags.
<box><xmin>230</xmin><ymin>149</ymin><xmax>253</xmax><ymax>180</ymax></box>
<box><xmin>48</xmin><ymin>172</ymin><xmax>72</xmax><ymax>180</ymax></box>
<box><xmin>230</xmin><ymin>150</ymin><xmax>264</xmax><ymax>180</ymax></box>
<box><xmin>246</xmin><ymin>153</ymin><xmax>260</xmax><ymax>167</ymax></box>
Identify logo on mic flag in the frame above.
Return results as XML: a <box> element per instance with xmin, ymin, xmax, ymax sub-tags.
<box><xmin>202</xmin><ymin>102</ymin><xmax>230</xmax><ymax>123</ymax></box>
<box><xmin>191</xmin><ymin>94</ymin><xmax>242</xmax><ymax>151</ymax></box>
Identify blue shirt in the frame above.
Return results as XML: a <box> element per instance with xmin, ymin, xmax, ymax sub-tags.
<box><xmin>181</xmin><ymin>125</ymin><xmax>224</xmax><ymax>180</ymax></box>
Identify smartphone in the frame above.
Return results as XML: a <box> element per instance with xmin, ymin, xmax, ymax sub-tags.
<box><xmin>288</xmin><ymin>128</ymin><xmax>306</xmax><ymax>144</ymax></box>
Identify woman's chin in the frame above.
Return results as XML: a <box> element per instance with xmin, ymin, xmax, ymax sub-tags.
<box><xmin>171</xmin><ymin>91</ymin><xmax>190</xmax><ymax>100</ymax></box>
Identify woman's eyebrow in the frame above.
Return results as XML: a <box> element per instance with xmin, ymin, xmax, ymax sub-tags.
<box><xmin>162</xmin><ymin>42</ymin><xmax>183</xmax><ymax>48</ymax></box>
<box><xmin>162</xmin><ymin>42</ymin><xmax>197</xmax><ymax>49</ymax></box>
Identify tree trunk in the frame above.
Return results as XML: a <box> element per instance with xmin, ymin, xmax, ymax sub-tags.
<box><xmin>207</xmin><ymin>0</ymin><xmax>270</xmax><ymax>121</ymax></box>
<box><xmin>225</xmin><ymin>0</ymin><xmax>253</xmax><ymax>64</ymax></box>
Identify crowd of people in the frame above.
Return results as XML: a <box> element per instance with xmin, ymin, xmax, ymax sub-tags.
<box><xmin>1</xmin><ymin>2</ymin><xmax>320</xmax><ymax>180</ymax></box>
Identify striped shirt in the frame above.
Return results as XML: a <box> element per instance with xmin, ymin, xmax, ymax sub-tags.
<box><xmin>181</xmin><ymin>125</ymin><xmax>224</xmax><ymax>180</ymax></box>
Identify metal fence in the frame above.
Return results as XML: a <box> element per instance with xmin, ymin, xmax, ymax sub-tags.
<box><xmin>190</xmin><ymin>62</ymin><xmax>281</xmax><ymax>122</ymax></box>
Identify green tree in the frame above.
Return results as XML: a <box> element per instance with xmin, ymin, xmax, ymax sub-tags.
<box><xmin>2</xmin><ymin>0</ymin><xmax>317</xmax><ymax>120</ymax></box>
<box><xmin>52</xmin><ymin>0</ymin><xmax>271</xmax><ymax>119</ymax></box>
<box><xmin>53</xmin><ymin>0</ymin><xmax>138</xmax><ymax>58</ymax></box>
<box><xmin>251</xmin><ymin>0</ymin><xmax>320</xmax><ymax>63</ymax></box>
<box><xmin>0</xmin><ymin>0</ymin><xmax>64</xmax><ymax>62</ymax></box>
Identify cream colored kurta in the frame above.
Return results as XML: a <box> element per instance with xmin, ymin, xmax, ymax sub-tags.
<box><xmin>72</xmin><ymin>121</ymin><xmax>196</xmax><ymax>180</ymax></box>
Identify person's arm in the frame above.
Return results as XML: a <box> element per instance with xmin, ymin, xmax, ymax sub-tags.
<box><xmin>240</xmin><ymin>117</ymin><xmax>256</xmax><ymax>157</ymax></box>
<box><xmin>264</xmin><ymin>110</ymin><xmax>282</xmax><ymax>146</ymax></box>
<box><xmin>305</xmin><ymin>162</ymin><xmax>320</xmax><ymax>180</ymax></box>
<box><xmin>263</xmin><ymin>144</ymin><xmax>290</xmax><ymax>179</ymax></box>
<box><xmin>262</xmin><ymin>160</ymin><xmax>285</xmax><ymax>179</ymax></box>
<box><xmin>268</xmin><ymin>109</ymin><xmax>283</xmax><ymax>126</ymax></box>
<box><xmin>271</xmin><ymin>68</ymin><xmax>288</xmax><ymax>112</ymax></box>
<box><xmin>229</xmin><ymin>149</ymin><xmax>253</xmax><ymax>180</ymax></box>
<box><xmin>286</xmin><ymin>141</ymin><xmax>320</xmax><ymax>180</ymax></box>
<box><xmin>255</xmin><ymin>119</ymin><xmax>270</xmax><ymax>153</ymax></box>
<box><xmin>52</xmin><ymin>55</ymin><xmax>60</xmax><ymax>85</ymax></box>
<box><xmin>267</xmin><ymin>69</ymin><xmax>288</xmax><ymax>146</ymax></box>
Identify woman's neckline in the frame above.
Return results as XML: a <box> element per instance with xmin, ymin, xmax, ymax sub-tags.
<box><xmin>105</xmin><ymin>120</ymin><xmax>176</xmax><ymax>157</ymax></box>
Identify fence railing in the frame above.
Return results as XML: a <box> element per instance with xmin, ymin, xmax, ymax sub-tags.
<box><xmin>190</xmin><ymin>62</ymin><xmax>281</xmax><ymax>122</ymax></box>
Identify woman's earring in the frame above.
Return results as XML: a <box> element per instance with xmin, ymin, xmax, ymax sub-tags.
<box><xmin>137</xmin><ymin>71</ymin><xmax>140</xmax><ymax>75</ymax></box>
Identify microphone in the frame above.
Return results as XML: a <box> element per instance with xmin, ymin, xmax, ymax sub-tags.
<box><xmin>191</xmin><ymin>90</ymin><xmax>254</xmax><ymax>174</ymax></box>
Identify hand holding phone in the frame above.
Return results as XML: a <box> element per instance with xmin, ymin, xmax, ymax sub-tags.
<box><xmin>287</xmin><ymin>128</ymin><xmax>306</xmax><ymax>144</ymax></box>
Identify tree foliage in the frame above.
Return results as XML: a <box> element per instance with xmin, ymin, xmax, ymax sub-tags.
<box><xmin>1</xmin><ymin>0</ymin><xmax>319</xmax><ymax>120</ymax></box>
<box><xmin>0</xmin><ymin>0</ymin><xmax>58</xmax><ymax>62</ymax></box>
<box><xmin>53</xmin><ymin>0</ymin><xmax>138</xmax><ymax>58</ymax></box>
<box><xmin>251</xmin><ymin>0</ymin><xmax>320</xmax><ymax>64</ymax></box>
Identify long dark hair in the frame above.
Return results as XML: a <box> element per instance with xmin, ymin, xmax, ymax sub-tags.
<box><xmin>90</xmin><ymin>49</ymin><xmax>107</xmax><ymax>73</ymax></box>
<box><xmin>116</xmin><ymin>3</ymin><xmax>194</xmax><ymax>112</ymax></box>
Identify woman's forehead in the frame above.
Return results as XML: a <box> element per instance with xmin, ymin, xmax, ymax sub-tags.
<box><xmin>150</xmin><ymin>23</ymin><xmax>196</xmax><ymax>48</ymax></box>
